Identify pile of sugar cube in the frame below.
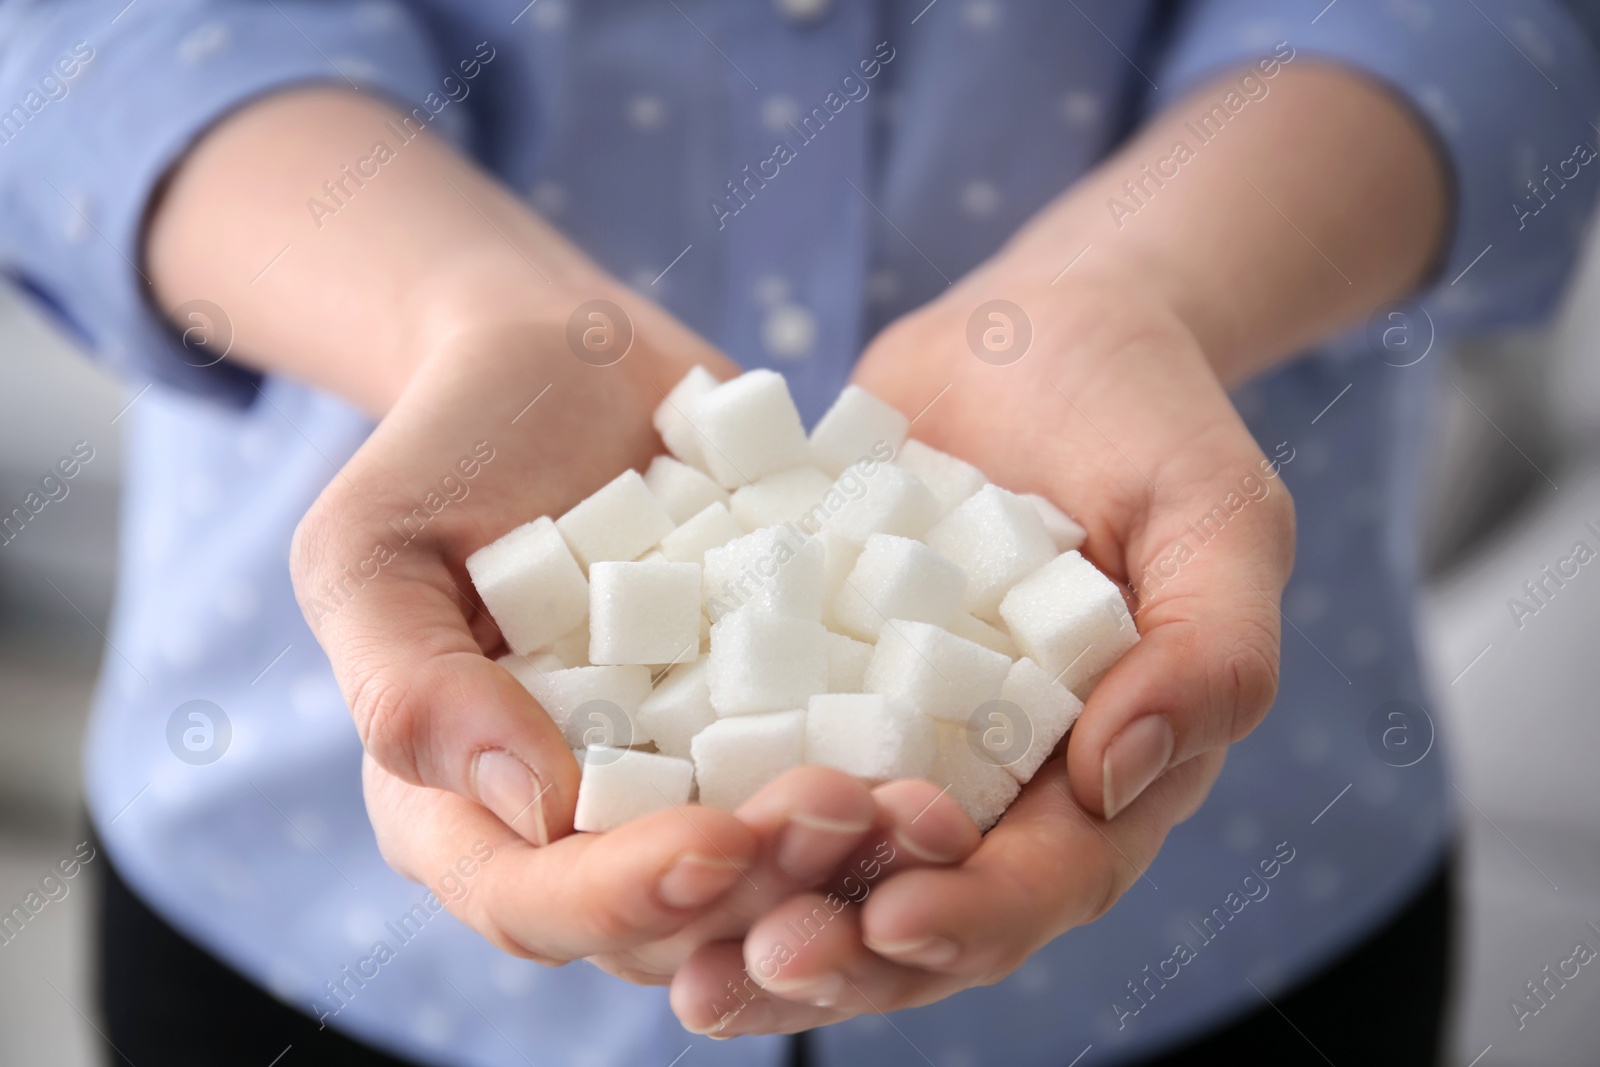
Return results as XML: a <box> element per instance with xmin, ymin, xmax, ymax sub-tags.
<box><xmin>467</xmin><ymin>367</ymin><xmax>1138</xmax><ymax>833</ymax></box>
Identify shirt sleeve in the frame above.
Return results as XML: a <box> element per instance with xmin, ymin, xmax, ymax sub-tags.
<box><xmin>0</xmin><ymin>0</ymin><xmax>464</xmax><ymax>406</ymax></box>
<box><xmin>1154</xmin><ymin>0</ymin><xmax>1600</xmax><ymax>338</ymax></box>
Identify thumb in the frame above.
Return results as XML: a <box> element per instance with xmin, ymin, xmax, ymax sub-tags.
<box><xmin>293</xmin><ymin>518</ymin><xmax>582</xmax><ymax>844</ymax></box>
<box><xmin>1065</xmin><ymin>483</ymin><xmax>1294</xmax><ymax>820</ymax></box>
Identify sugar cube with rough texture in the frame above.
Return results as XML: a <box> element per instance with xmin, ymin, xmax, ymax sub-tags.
<box><xmin>947</xmin><ymin>611</ymin><xmax>1019</xmax><ymax>658</ymax></box>
<box><xmin>830</xmin><ymin>534</ymin><xmax>966</xmax><ymax>641</ymax></box>
<box><xmin>702</xmin><ymin>525</ymin><xmax>825</xmax><ymax>622</ymax></box>
<box><xmin>556</xmin><ymin>469</ymin><xmax>676</xmax><ymax>572</ymax></box>
<box><xmin>707</xmin><ymin>608</ymin><xmax>829</xmax><ymax>715</ymax></box>
<box><xmin>999</xmin><ymin>551</ymin><xmax>1139</xmax><ymax>695</ymax></box>
<box><xmin>691</xmin><ymin>710</ymin><xmax>806</xmax><ymax>810</ymax></box>
<box><xmin>810</xmin><ymin>385</ymin><xmax>910</xmax><ymax>477</ymax></box>
<box><xmin>497</xmin><ymin>650</ymin><xmax>563</xmax><ymax>678</ymax></box>
<box><xmin>466</xmin><ymin>517</ymin><xmax>589</xmax><ymax>655</ymax></box>
<box><xmin>692</xmin><ymin>369</ymin><xmax>811</xmax><ymax>488</ymax></box>
<box><xmin>510</xmin><ymin>663</ymin><xmax>654</xmax><ymax>749</ymax></box>
<box><xmin>730</xmin><ymin>467</ymin><xmax>834</xmax><ymax>532</ymax></box>
<box><xmin>926</xmin><ymin>484</ymin><xmax>1057</xmax><ymax>621</ymax></box>
<box><xmin>896</xmin><ymin>439</ymin><xmax>987</xmax><ymax>516</ymax></box>
<box><xmin>653</xmin><ymin>365</ymin><xmax>719</xmax><ymax>470</ymax></box>
<box><xmin>644</xmin><ymin>454</ymin><xmax>729</xmax><ymax>524</ymax></box>
<box><xmin>535</xmin><ymin>623</ymin><xmax>592</xmax><ymax>669</ymax></box>
<box><xmin>1025</xmin><ymin>493</ymin><xmax>1087</xmax><ymax>552</ymax></box>
<box><xmin>864</xmin><ymin>620</ymin><xmax>1011</xmax><ymax>723</ymax></box>
<box><xmin>589</xmin><ymin>561</ymin><xmax>701</xmax><ymax>665</ymax></box>
<box><xmin>805</xmin><ymin>693</ymin><xmax>935</xmax><ymax>782</ymax></box>
<box><xmin>819</xmin><ymin>529</ymin><xmax>861</xmax><ymax>618</ymax></box>
<box><xmin>573</xmin><ymin>747</ymin><xmax>695</xmax><ymax>832</ymax></box>
<box><xmin>825</xmin><ymin>631</ymin><xmax>873</xmax><ymax>692</ymax></box>
<box><xmin>823</xmin><ymin>463</ymin><xmax>938</xmax><ymax>545</ymax></box>
<box><xmin>659</xmin><ymin>502</ymin><xmax>744</xmax><ymax>566</ymax></box>
<box><xmin>637</xmin><ymin>659</ymin><xmax>717</xmax><ymax>759</ymax></box>
<box><xmin>930</xmin><ymin>723</ymin><xmax>1021</xmax><ymax>831</ymax></box>
<box><xmin>998</xmin><ymin>656</ymin><xmax>1083</xmax><ymax>783</ymax></box>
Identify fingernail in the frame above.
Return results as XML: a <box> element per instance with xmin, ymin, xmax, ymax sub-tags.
<box><xmin>702</xmin><ymin>997</ymin><xmax>772</xmax><ymax>1037</ymax></box>
<box><xmin>776</xmin><ymin>811</ymin><xmax>873</xmax><ymax>882</ymax></box>
<box><xmin>474</xmin><ymin>749</ymin><xmax>549</xmax><ymax>846</ymax></box>
<box><xmin>892</xmin><ymin>828</ymin><xmax>963</xmax><ymax>865</ymax></box>
<box><xmin>1102</xmin><ymin>715</ymin><xmax>1175</xmax><ymax>820</ymax></box>
<box><xmin>865</xmin><ymin>935</ymin><xmax>959</xmax><ymax>967</ymax></box>
<box><xmin>763</xmin><ymin>972</ymin><xmax>844</xmax><ymax>1008</ymax></box>
<box><xmin>658</xmin><ymin>853</ymin><xmax>746</xmax><ymax>909</ymax></box>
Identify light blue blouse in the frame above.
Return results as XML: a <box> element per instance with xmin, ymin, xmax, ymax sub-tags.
<box><xmin>2</xmin><ymin>1</ymin><xmax>1596</xmax><ymax>1064</ymax></box>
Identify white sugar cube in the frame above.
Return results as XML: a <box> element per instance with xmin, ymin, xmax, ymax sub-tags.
<box><xmin>865</xmin><ymin>620</ymin><xmax>1010</xmax><ymax>723</ymax></box>
<box><xmin>823</xmin><ymin>463</ymin><xmax>938</xmax><ymax>545</ymax></box>
<box><xmin>573</xmin><ymin>747</ymin><xmax>695</xmax><ymax>832</ymax></box>
<box><xmin>819</xmin><ymin>529</ymin><xmax>862</xmax><ymax>617</ymax></box>
<box><xmin>830</xmin><ymin>534</ymin><xmax>966</xmax><ymax>641</ymax></box>
<box><xmin>497</xmin><ymin>650</ymin><xmax>564</xmax><ymax>678</ymax></box>
<box><xmin>999</xmin><ymin>551</ymin><xmax>1139</xmax><ymax>695</ymax></box>
<box><xmin>644</xmin><ymin>454</ymin><xmax>730</xmax><ymax>524</ymax></box>
<box><xmin>947</xmin><ymin>611</ymin><xmax>1019</xmax><ymax>658</ymax></box>
<box><xmin>1025</xmin><ymin>493</ymin><xmax>1087</xmax><ymax>552</ymax></box>
<box><xmin>659</xmin><ymin>502</ymin><xmax>744</xmax><ymax>566</ymax></box>
<box><xmin>691</xmin><ymin>710</ymin><xmax>806</xmax><ymax>810</ymax></box>
<box><xmin>532</xmin><ymin>623</ymin><xmax>591</xmax><ymax>669</ymax></box>
<box><xmin>692</xmin><ymin>369</ymin><xmax>811</xmax><ymax>489</ymax></box>
<box><xmin>896</xmin><ymin>439</ymin><xmax>987</xmax><ymax>516</ymax></box>
<box><xmin>930</xmin><ymin>723</ymin><xmax>1020</xmax><ymax>831</ymax></box>
<box><xmin>466</xmin><ymin>517</ymin><xmax>589</xmax><ymax>656</ymax></box>
<box><xmin>805</xmin><ymin>693</ymin><xmax>935</xmax><ymax>782</ymax></box>
<box><xmin>707</xmin><ymin>608</ymin><xmax>829</xmax><ymax>715</ymax></box>
<box><xmin>998</xmin><ymin>657</ymin><xmax>1083</xmax><ymax>783</ymax></box>
<box><xmin>556</xmin><ymin>469</ymin><xmax>676</xmax><ymax>572</ymax></box>
<box><xmin>511</xmin><ymin>664</ymin><xmax>654</xmax><ymax>749</ymax></box>
<box><xmin>589</xmin><ymin>561</ymin><xmax>701</xmax><ymax>665</ymax></box>
<box><xmin>825</xmin><ymin>631</ymin><xmax>873</xmax><ymax>692</ymax></box>
<box><xmin>653</xmin><ymin>365</ymin><xmax>719</xmax><ymax>470</ymax></box>
<box><xmin>637</xmin><ymin>659</ymin><xmax>717</xmax><ymax>759</ymax></box>
<box><xmin>926</xmin><ymin>484</ymin><xmax>1056</xmax><ymax>621</ymax></box>
<box><xmin>730</xmin><ymin>467</ymin><xmax>834</xmax><ymax>532</ymax></box>
<box><xmin>691</xmin><ymin>710</ymin><xmax>806</xmax><ymax>809</ymax></box>
<box><xmin>809</xmin><ymin>385</ymin><xmax>909</xmax><ymax>477</ymax></box>
<box><xmin>702</xmin><ymin>525</ymin><xmax>825</xmax><ymax>622</ymax></box>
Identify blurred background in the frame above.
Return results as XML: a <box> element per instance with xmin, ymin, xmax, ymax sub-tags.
<box><xmin>3</xmin><ymin>226</ymin><xmax>1600</xmax><ymax>1064</ymax></box>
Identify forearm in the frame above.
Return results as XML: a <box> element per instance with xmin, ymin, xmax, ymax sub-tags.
<box><xmin>145</xmin><ymin>88</ymin><xmax>701</xmax><ymax>414</ymax></box>
<box><xmin>990</xmin><ymin>62</ymin><xmax>1449</xmax><ymax>385</ymax></box>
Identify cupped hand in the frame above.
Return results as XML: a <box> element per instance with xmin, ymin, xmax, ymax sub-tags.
<box><xmin>669</xmin><ymin>275</ymin><xmax>1294</xmax><ymax>1034</ymax></box>
<box><xmin>288</xmin><ymin>285</ymin><xmax>979</xmax><ymax>982</ymax></box>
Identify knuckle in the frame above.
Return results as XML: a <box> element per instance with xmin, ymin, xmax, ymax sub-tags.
<box><xmin>585</xmin><ymin>895</ymin><xmax>648</xmax><ymax>944</ymax></box>
<box><xmin>486</xmin><ymin>924</ymin><xmax>571</xmax><ymax>966</ymax></box>
<box><xmin>1218</xmin><ymin>621</ymin><xmax>1280</xmax><ymax>742</ymax></box>
<box><xmin>351</xmin><ymin>671</ymin><xmax>424</xmax><ymax>781</ymax></box>
<box><xmin>1082</xmin><ymin>853</ymin><xmax>1124</xmax><ymax>926</ymax></box>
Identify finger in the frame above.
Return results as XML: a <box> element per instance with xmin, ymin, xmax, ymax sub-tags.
<box><xmin>712</xmin><ymin>781</ymin><xmax>981</xmax><ymax>1009</ymax></box>
<box><xmin>365</xmin><ymin>758</ymin><xmax>759</xmax><ymax>962</ymax></box>
<box><xmin>867</xmin><ymin>779</ymin><xmax>983</xmax><ymax>867</ymax></box>
<box><xmin>859</xmin><ymin>752</ymin><xmax>1221</xmax><ymax>981</ymax></box>
<box><xmin>1068</xmin><ymin>462</ymin><xmax>1293</xmax><ymax>819</ymax></box>
<box><xmin>731</xmin><ymin>765</ymin><xmax>878</xmax><ymax>886</ymax></box>
<box><xmin>671</xmin><ymin>940</ymin><xmax>841</xmax><ymax>1037</ymax></box>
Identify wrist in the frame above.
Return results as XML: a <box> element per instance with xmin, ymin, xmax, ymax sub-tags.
<box><xmin>396</xmin><ymin>250</ymin><xmax>734</xmax><ymax>420</ymax></box>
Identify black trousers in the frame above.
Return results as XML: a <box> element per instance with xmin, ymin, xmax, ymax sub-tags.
<box><xmin>97</xmin><ymin>845</ymin><xmax>1453</xmax><ymax>1066</ymax></box>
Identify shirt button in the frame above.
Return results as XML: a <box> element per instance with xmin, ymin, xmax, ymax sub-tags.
<box><xmin>774</xmin><ymin>0</ymin><xmax>830</xmax><ymax>24</ymax></box>
<box><xmin>762</xmin><ymin>304</ymin><xmax>817</xmax><ymax>359</ymax></box>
